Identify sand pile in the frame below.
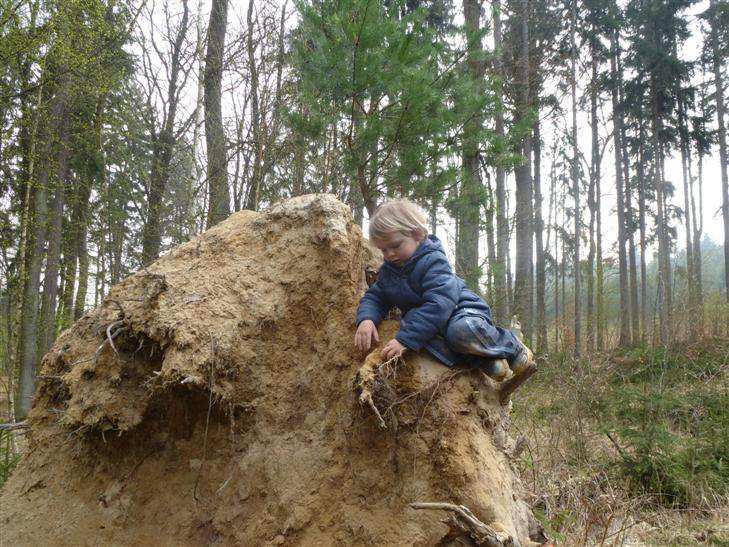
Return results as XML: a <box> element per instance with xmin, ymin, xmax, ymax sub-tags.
<box><xmin>0</xmin><ymin>194</ymin><xmax>543</xmax><ymax>546</ymax></box>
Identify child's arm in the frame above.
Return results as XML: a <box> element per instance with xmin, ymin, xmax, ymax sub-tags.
<box><xmin>355</xmin><ymin>279</ymin><xmax>391</xmax><ymax>351</ymax></box>
<box><xmin>356</xmin><ymin>279</ymin><xmax>391</xmax><ymax>327</ymax></box>
<box><xmin>395</xmin><ymin>254</ymin><xmax>459</xmax><ymax>351</ymax></box>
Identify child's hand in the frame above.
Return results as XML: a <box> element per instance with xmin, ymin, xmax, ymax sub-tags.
<box><xmin>355</xmin><ymin>320</ymin><xmax>379</xmax><ymax>351</ymax></box>
<box><xmin>381</xmin><ymin>339</ymin><xmax>406</xmax><ymax>360</ymax></box>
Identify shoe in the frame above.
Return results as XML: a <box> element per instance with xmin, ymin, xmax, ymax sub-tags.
<box><xmin>511</xmin><ymin>342</ymin><xmax>534</xmax><ymax>375</ymax></box>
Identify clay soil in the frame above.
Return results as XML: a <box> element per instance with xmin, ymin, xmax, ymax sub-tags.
<box><xmin>0</xmin><ymin>195</ymin><xmax>541</xmax><ymax>546</ymax></box>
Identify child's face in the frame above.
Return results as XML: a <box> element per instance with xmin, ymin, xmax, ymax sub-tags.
<box><xmin>373</xmin><ymin>231</ymin><xmax>422</xmax><ymax>266</ymax></box>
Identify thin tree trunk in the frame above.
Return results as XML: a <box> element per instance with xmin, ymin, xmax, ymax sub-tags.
<box><xmin>693</xmin><ymin>147</ymin><xmax>704</xmax><ymax>313</ymax></box>
<box><xmin>678</xmin><ymin>90</ymin><xmax>695</xmax><ymax>335</ymax></box>
<box><xmin>610</xmin><ymin>30</ymin><xmax>630</xmax><ymax>347</ymax></box>
<box><xmin>456</xmin><ymin>0</ymin><xmax>484</xmax><ymax>291</ymax></box>
<box><xmin>533</xmin><ymin>119</ymin><xmax>547</xmax><ymax>353</ymax></box>
<box><xmin>570</xmin><ymin>0</ymin><xmax>580</xmax><ymax>357</ymax></box>
<box><xmin>493</xmin><ymin>0</ymin><xmax>509</xmax><ymax>324</ymax></box>
<box><xmin>245</xmin><ymin>0</ymin><xmax>263</xmax><ymax>211</ymax></box>
<box><xmin>652</xmin><ymin>105</ymin><xmax>671</xmax><ymax>344</ymax></box>
<box><xmin>205</xmin><ymin>0</ymin><xmax>231</xmax><ymax>228</ymax></box>
<box><xmin>485</xmin><ymin>171</ymin><xmax>497</xmax><ymax>300</ymax></box>
<box><xmin>637</xmin><ymin>129</ymin><xmax>649</xmax><ymax>344</ymax></box>
<box><xmin>513</xmin><ymin>0</ymin><xmax>534</xmax><ymax>343</ymax></box>
<box><xmin>587</xmin><ymin>56</ymin><xmax>598</xmax><ymax>351</ymax></box>
<box><xmin>709</xmin><ymin>0</ymin><xmax>729</xmax><ymax>302</ymax></box>
<box><xmin>140</xmin><ymin>0</ymin><xmax>189</xmax><ymax>264</ymax></box>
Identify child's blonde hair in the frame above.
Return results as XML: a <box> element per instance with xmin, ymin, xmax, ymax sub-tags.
<box><xmin>369</xmin><ymin>199</ymin><xmax>429</xmax><ymax>241</ymax></box>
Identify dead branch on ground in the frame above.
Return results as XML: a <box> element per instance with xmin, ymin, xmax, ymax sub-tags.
<box><xmin>410</xmin><ymin>502</ymin><xmax>516</xmax><ymax>546</ymax></box>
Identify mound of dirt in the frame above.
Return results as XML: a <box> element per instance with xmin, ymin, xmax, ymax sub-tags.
<box><xmin>1</xmin><ymin>194</ymin><xmax>543</xmax><ymax>546</ymax></box>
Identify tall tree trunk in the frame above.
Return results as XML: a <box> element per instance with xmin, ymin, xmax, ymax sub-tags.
<box><xmin>512</xmin><ymin>0</ymin><xmax>534</xmax><ymax>343</ymax></box>
<box><xmin>16</xmin><ymin>78</ymin><xmax>66</xmax><ymax>418</ymax></box>
<box><xmin>678</xmin><ymin>88</ymin><xmax>695</xmax><ymax>334</ymax></box>
<box><xmin>485</xmin><ymin>171</ymin><xmax>497</xmax><ymax>300</ymax></box>
<box><xmin>610</xmin><ymin>30</ymin><xmax>631</xmax><ymax>347</ymax></box>
<box><xmin>493</xmin><ymin>0</ymin><xmax>509</xmax><ymax>323</ymax></box>
<box><xmin>205</xmin><ymin>0</ymin><xmax>231</xmax><ymax>228</ymax></box>
<box><xmin>615</xmin><ymin>47</ymin><xmax>639</xmax><ymax>343</ymax></box>
<box><xmin>637</xmin><ymin>128</ymin><xmax>649</xmax><ymax>343</ymax></box>
<box><xmin>709</xmin><ymin>0</ymin><xmax>729</xmax><ymax>302</ymax></box>
<box><xmin>140</xmin><ymin>0</ymin><xmax>189</xmax><ymax>264</ymax></box>
<box><xmin>38</xmin><ymin>92</ymin><xmax>71</xmax><ymax>356</ymax></box>
<box><xmin>456</xmin><ymin>0</ymin><xmax>484</xmax><ymax>291</ymax></box>
<box><xmin>245</xmin><ymin>0</ymin><xmax>263</xmax><ymax>211</ymax></box>
<box><xmin>533</xmin><ymin>119</ymin><xmax>547</xmax><ymax>353</ymax></box>
<box><xmin>652</xmin><ymin>101</ymin><xmax>671</xmax><ymax>344</ymax></box>
<box><xmin>587</xmin><ymin>55</ymin><xmax>598</xmax><ymax>351</ymax></box>
<box><xmin>693</xmin><ymin>147</ymin><xmax>704</xmax><ymax>313</ymax></box>
<box><xmin>570</xmin><ymin>0</ymin><xmax>580</xmax><ymax>356</ymax></box>
<box><xmin>596</xmin><ymin>145</ymin><xmax>605</xmax><ymax>351</ymax></box>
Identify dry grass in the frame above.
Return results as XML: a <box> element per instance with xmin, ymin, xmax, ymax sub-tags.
<box><xmin>511</xmin><ymin>343</ymin><xmax>729</xmax><ymax>546</ymax></box>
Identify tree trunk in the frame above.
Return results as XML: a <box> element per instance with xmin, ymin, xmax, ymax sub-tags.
<box><xmin>493</xmin><ymin>0</ymin><xmax>509</xmax><ymax>324</ymax></box>
<box><xmin>16</xmin><ymin>82</ymin><xmax>63</xmax><ymax>418</ymax></box>
<box><xmin>587</xmin><ymin>55</ymin><xmax>598</xmax><ymax>351</ymax></box>
<box><xmin>678</xmin><ymin>89</ymin><xmax>695</xmax><ymax>334</ymax></box>
<box><xmin>205</xmin><ymin>0</ymin><xmax>231</xmax><ymax>228</ymax></box>
<box><xmin>618</xmin><ymin>73</ymin><xmax>639</xmax><ymax>345</ymax></box>
<box><xmin>38</xmin><ymin>94</ymin><xmax>71</xmax><ymax>356</ymax></box>
<box><xmin>693</xmin><ymin>147</ymin><xmax>704</xmax><ymax>313</ymax></box>
<box><xmin>533</xmin><ymin>119</ymin><xmax>547</xmax><ymax>353</ymax></box>
<box><xmin>140</xmin><ymin>0</ymin><xmax>189</xmax><ymax>264</ymax></box>
<box><xmin>570</xmin><ymin>0</ymin><xmax>580</xmax><ymax>357</ymax></box>
<box><xmin>610</xmin><ymin>31</ymin><xmax>630</xmax><ymax>347</ymax></box>
<box><xmin>245</xmin><ymin>0</ymin><xmax>263</xmax><ymax>211</ymax></box>
<box><xmin>456</xmin><ymin>0</ymin><xmax>484</xmax><ymax>291</ymax></box>
<box><xmin>512</xmin><ymin>0</ymin><xmax>534</xmax><ymax>344</ymax></box>
<box><xmin>709</xmin><ymin>0</ymin><xmax>729</xmax><ymax>302</ymax></box>
<box><xmin>637</xmin><ymin>128</ymin><xmax>649</xmax><ymax>344</ymax></box>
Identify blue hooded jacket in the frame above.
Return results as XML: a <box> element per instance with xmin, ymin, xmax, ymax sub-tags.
<box><xmin>355</xmin><ymin>235</ymin><xmax>490</xmax><ymax>366</ymax></box>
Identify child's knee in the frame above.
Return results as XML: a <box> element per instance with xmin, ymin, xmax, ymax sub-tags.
<box><xmin>445</xmin><ymin>316</ymin><xmax>480</xmax><ymax>354</ymax></box>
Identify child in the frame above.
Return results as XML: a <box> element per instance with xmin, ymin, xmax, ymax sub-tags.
<box><xmin>354</xmin><ymin>199</ymin><xmax>533</xmax><ymax>380</ymax></box>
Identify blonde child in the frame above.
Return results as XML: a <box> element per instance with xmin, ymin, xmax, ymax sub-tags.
<box><xmin>354</xmin><ymin>199</ymin><xmax>533</xmax><ymax>379</ymax></box>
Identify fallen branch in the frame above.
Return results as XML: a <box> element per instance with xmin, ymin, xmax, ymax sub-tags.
<box><xmin>0</xmin><ymin>421</ymin><xmax>29</xmax><ymax>431</ymax></box>
<box><xmin>499</xmin><ymin>362</ymin><xmax>537</xmax><ymax>405</ymax></box>
<box><xmin>410</xmin><ymin>502</ymin><xmax>516</xmax><ymax>546</ymax></box>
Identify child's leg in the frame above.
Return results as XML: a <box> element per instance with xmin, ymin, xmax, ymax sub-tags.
<box><xmin>445</xmin><ymin>314</ymin><xmax>523</xmax><ymax>365</ymax></box>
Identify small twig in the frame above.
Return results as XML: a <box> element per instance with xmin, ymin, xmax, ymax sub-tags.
<box><xmin>0</xmin><ymin>421</ymin><xmax>29</xmax><ymax>431</ymax></box>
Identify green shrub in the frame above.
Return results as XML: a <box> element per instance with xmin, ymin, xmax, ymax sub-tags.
<box><xmin>604</xmin><ymin>345</ymin><xmax>729</xmax><ymax>507</ymax></box>
<box><xmin>0</xmin><ymin>429</ymin><xmax>20</xmax><ymax>488</ymax></box>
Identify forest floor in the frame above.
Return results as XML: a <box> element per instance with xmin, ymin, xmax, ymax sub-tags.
<box><xmin>512</xmin><ymin>337</ymin><xmax>729</xmax><ymax>545</ymax></box>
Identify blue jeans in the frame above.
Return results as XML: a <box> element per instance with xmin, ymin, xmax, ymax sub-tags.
<box><xmin>445</xmin><ymin>313</ymin><xmax>521</xmax><ymax>366</ymax></box>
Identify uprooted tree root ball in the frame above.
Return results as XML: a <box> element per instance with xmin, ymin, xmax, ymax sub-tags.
<box><xmin>1</xmin><ymin>194</ymin><xmax>545</xmax><ymax>546</ymax></box>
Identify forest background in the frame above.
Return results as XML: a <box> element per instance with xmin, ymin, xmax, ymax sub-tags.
<box><xmin>1</xmin><ymin>0</ymin><xmax>728</xmax><ymax>541</ymax></box>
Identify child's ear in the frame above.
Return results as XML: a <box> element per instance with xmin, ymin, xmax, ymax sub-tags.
<box><xmin>412</xmin><ymin>229</ymin><xmax>427</xmax><ymax>242</ymax></box>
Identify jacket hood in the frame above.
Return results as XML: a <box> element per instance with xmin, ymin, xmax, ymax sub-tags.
<box><xmin>381</xmin><ymin>234</ymin><xmax>445</xmax><ymax>272</ymax></box>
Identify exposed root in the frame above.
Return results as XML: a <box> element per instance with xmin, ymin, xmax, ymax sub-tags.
<box><xmin>499</xmin><ymin>362</ymin><xmax>537</xmax><ymax>405</ymax></box>
<box><xmin>354</xmin><ymin>350</ymin><xmax>466</xmax><ymax>430</ymax></box>
<box><xmin>354</xmin><ymin>353</ymin><xmax>403</xmax><ymax>429</ymax></box>
<box><xmin>410</xmin><ymin>502</ymin><xmax>517</xmax><ymax>546</ymax></box>
<box><xmin>69</xmin><ymin>321</ymin><xmax>127</xmax><ymax>368</ymax></box>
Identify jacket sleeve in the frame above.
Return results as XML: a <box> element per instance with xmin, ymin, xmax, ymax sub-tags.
<box><xmin>356</xmin><ymin>279</ymin><xmax>391</xmax><ymax>326</ymax></box>
<box><xmin>395</xmin><ymin>254</ymin><xmax>460</xmax><ymax>350</ymax></box>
